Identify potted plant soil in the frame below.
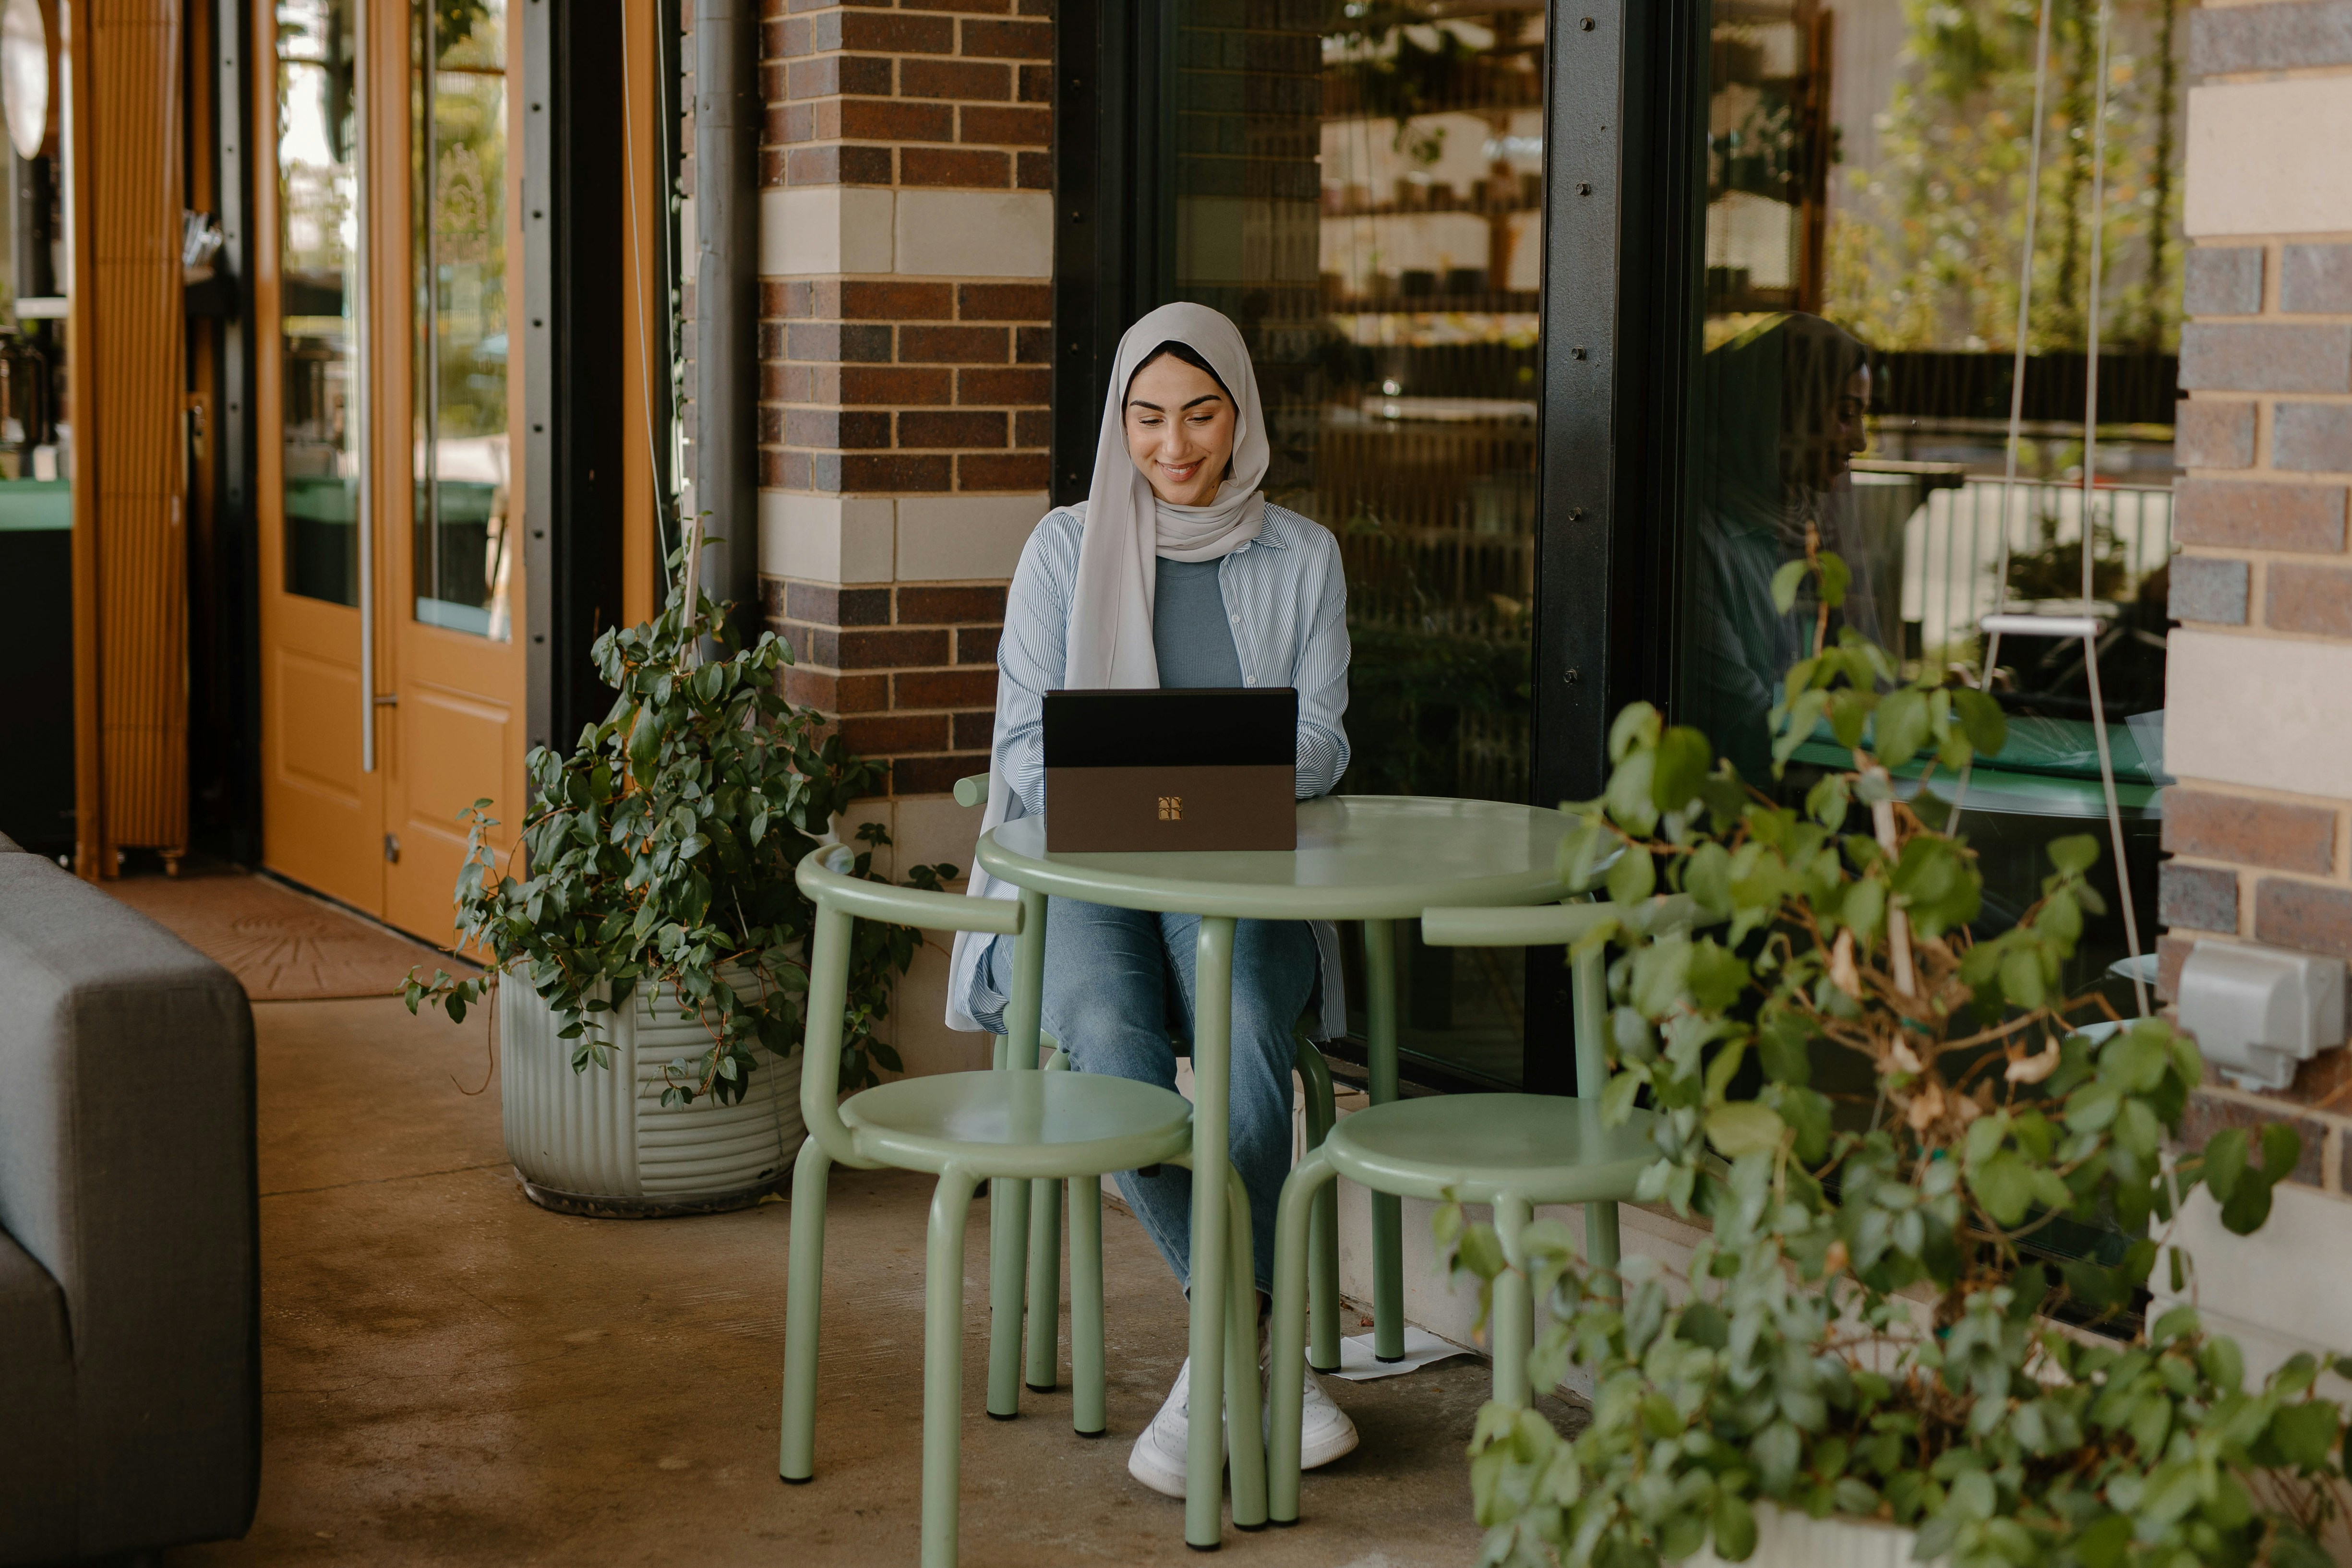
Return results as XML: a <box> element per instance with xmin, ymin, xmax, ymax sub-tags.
<box><xmin>407</xmin><ymin>556</ymin><xmax>950</xmax><ymax>1216</ymax></box>
<box><xmin>1444</xmin><ymin>543</ymin><xmax>2352</xmax><ymax>1568</ymax></box>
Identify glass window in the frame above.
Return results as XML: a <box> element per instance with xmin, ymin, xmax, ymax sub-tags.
<box><xmin>277</xmin><ymin>0</ymin><xmax>363</xmax><ymax>607</ymax></box>
<box><xmin>411</xmin><ymin>0</ymin><xmax>510</xmax><ymax>639</ymax></box>
<box><xmin>1164</xmin><ymin>2</ymin><xmax>1545</xmax><ymax>1087</ymax></box>
<box><xmin>1675</xmin><ymin>0</ymin><xmax>2182</xmax><ymax>1023</ymax></box>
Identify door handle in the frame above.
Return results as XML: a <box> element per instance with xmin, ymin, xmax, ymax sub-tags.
<box><xmin>372</xmin><ymin>693</ymin><xmax>399</xmax><ymax>706</ymax></box>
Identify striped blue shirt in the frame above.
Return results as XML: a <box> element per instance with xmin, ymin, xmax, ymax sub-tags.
<box><xmin>992</xmin><ymin>502</ymin><xmax>1353</xmax><ymax>814</ymax></box>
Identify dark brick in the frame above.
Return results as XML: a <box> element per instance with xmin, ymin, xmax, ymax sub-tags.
<box><xmin>959</xmin><ymin>283</ymin><xmax>1053</xmax><ymax>321</ymax></box>
<box><xmin>961</xmin><ymin>104</ymin><xmax>1052</xmax><ymax>144</ymax></box>
<box><xmin>2282</xmin><ymin>243</ymin><xmax>2352</xmax><ymax>314</ymax></box>
<box><xmin>841</xmin><ymin>713</ymin><xmax>953</xmax><ymax>755</ymax></box>
<box><xmin>757</xmin><ymin>321</ymin><xmax>786</xmax><ymax>359</ymax></box>
<box><xmin>899</xmin><ymin>409</ymin><xmax>1008</xmax><ymax>448</ymax></box>
<box><xmin>1017</xmin><ymin>151</ymin><xmax>1052</xmax><ymax>189</ymax></box>
<box><xmin>1014</xmin><ymin>408</ymin><xmax>1052</xmax><ymax>447</ymax></box>
<box><xmin>901</xmin><ymin>146</ymin><xmax>1011</xmax><ymax>186</ymax></box>
<box><xmin>838</xmin><ymin>452</ymin><xmax>955</xmax><ymax>491</ymax></box>
<box><xmin>782</xmin><ymin>622</ymin><xmax>839</xmax><ymax>667</ymax></box>
<box><xmin>759</xmin><ymin>575</ymin><xmax>789</xmax><ymax>625</ymax></box>
<box><xmin>900</xmin><ymin>57</ymin><xmax>1012</xmax><ymax>100</ymax></box>
<box><xmin>835</xmin><ymin>627</ymin><xmax>953</xmax><ymax>670</ymax></box>
<box><xmin>2163</xmin><ymin>789</ymin><xmax>2338</xmax><ymax>876</ymax></box>
<box><xmin>766</xmin><ymin>448</ymin><xmax>806</xmax><ymax>488</ymax></box>
<box><xmin>897</xmin><ymin>668</ymin><xmax>998</xmax><ymax>707</ymax></box>
<box><xmin>2160</xmin><ymin>861</ymin><xmax>2240</xmax><ymax>934</ymax></box>
<box><xmin>898</xmin><ymin>584</ymin><xmax>1008</xmax><ymax>623</ymax></box>
<box><xmin>757</xmin><ymin>404</ymin><xmax>783</xmax><ymax>444</ymax></box>
<box><xmin>1018</xmin><ymin>63</ymin><xmax>1053</xmax><ymax>102</ymax></box>
<box><xmin>773</xmin><ymin>101</ymin><xmax>817</xmax><ymax>144</ymax></box>
<box><xmin>2175</xmin><ymin>399</ymin><xmax>2255</xmax><ymax>469</ymax></box>
<box><xmin>783</xmin><ymin>665</ymin><xmax>891</xmax><ymax>715</ymax></box>
<box><xmin>890</xmin><ymin>753</ymin><xmax>992</xmax><ymax>797</ymax></box>
<box><xmin>2172</xmin><ymin>480</ymin><xmax>2349</xmax><ymax>552</ymax></box>
<box><xmin>823</xmin><ymin>11</ymin><xmax>955</xmax><ymax>52</ymax></box>
<box><xmin>840</xmin><ymin>98</ymin><xmax>956</xmax><ymax>142</ymax></box>
<box><xmin>2180</xmin><ymin>323</ymin><xmax>2352</xmax><ymax>394</ymax></box>
<box><xmin>2274</xmin><ymin>402</ymin><xmax>2352</xmax><ymax>473</ymax></box>
<box><xmin>2175</xmin><ymin>1089</ymin><xmax>2328</xmax><ymax>1187</ymax></box>
<box><xmin>2232</xmin><ymin>1044</ymin><xmax>2352</xmax><ymax>1112</ymax></box>
<box><xmin>904</xmin><ymin>0</ymin><xmax>1012</xmax><ymax>12</ymax></box>
<box><xmin>840</xmin><ymin>366</ymin><xmax>955</xmax><ymax>405</ymax></box>
<box><xmin>2158</xmin><ymin>932</ymin><xmax>2195</xmax><ymax>1003</ymax></box>
<box><xmin>784</xmin><ymin>54</ymin><xmax>895</xmax><ymax>99</ymax></box>
<box><xmin>957</xmin><ymin>625</ymin><xmax>1003</xmax><ymax>665</ymax></box>
<box><xmin>764</xmin><ymin>279</ymin><xmax>805</xmax><ymax>318</ymax></box>
<box><xmin>838</xmin><ymin>280</ymin><xmax>957</xmax><ymax>320</ymax></box>
<box><xmin>954</xmin><ymin>709</ymin><xmax>997</xmax><ymax>750</ymax></box>
<box><xmin>1015</xmin><ymin>326</ymin><xmax>1052</xmax><ymax>364</ymax></box>
<box><xmin>759</xmin><ymin>148</ymin><xmax>788</xmax><ymax>189</ymax></box>
<box><xmin>777</xmin><ymin>363</ymin><xmax>840</xmax><ymax>404</ymax></box>
<box><xmin>959</xmin><ymin>451</ymin><xmax>1050</xmax><ymax>489</ymax></box>
<box><xmin>2268</xmin><ymin>563</ymin><xmax>2352</xmax><ymax>637</ymax></box>
<box><xmin>788</xmin><ymin>322</ymin><xmax>894</xmax><ymax>363</ymax></box>
<box><xmin>785</xmin><ymin>408</ymin><xmax>894</xmax><ymax>449</ymax></box>
<box><xmin>961</xmin><ymin>17</ymin><xmax>1052</xmax><ymax>57</ymax></box>
<box><xmin>2255</xmin><ymin>877</ymin><xmax>2352</xmax><ymax>962</ymax></box>
<box><xmin>2192</xmin><ymin>2</ymin><xmax>2352</xmax><ymax>76</ymax></box>
<box><xmin>777</xmin><ymin>14</ymin><xmax>814</xmax><ymax>56</ymax></box>
<box><xmin>2169</xmin><ymin>555</ymin><xmax>2249</xmax><ymax>625</ymax></box>
<box><xmin>2184</xmin><ymin>245</ymin><xmax>2265</xmax><ymax>315</ymax></box>
<box><xmin>787</xmin><ymin>581</ymin><xmax>894</xmax><ymax>628</ymax></box>
<box><xmin>959</xmin><ymin>366</ymin><xmax>1051</xmax><ymax>404</ymax></box>
<box><xmin>900</xmin><ymin>324</ymin><xmax>1010</xmax><ymax>363</ymax></box>
<box><xmin>787</xmin><ymin>144</ymin><xmax>895</xmax><ymax>185</ymax></box>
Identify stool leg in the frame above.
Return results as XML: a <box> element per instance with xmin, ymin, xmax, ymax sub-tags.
<box><xmin>1294</xmin><ymin>1043</ymin><xmax>1341</xmax><ymax>1373</ymax></box>
<box><xmin>1224</xmin><ymin>1164</ymin><xmax>1268</xmax><ymax>1531</ymax></box>
<box><xmin>922</xmin><ymin>1165</ymin><xmax>984</xmax><ymax>1568</ymax></box>
<box><xmin>1491</xmin><ymin>1193</ymin><xmax>1534</xmax><ymax>1409</ymax></box>
<box><xmin>987</xmin><ymin>1177</ymin><xmax>1030</xmax><ymax>1418</ymax></box>
<box><xmin>1070</xmin><ymin>1174</ymin><xmax>1105</xmax><ymax>1437</ymax></box>
<box><xmin>1362</xmin><ymin>918</ymin><xmax>1404</xmax><ymax>1362</ymax></box>
<box><xmin>1024</xmin><ymin>1176</ymin><xmax>1062</xmax><ymax>1391</ymax></box>
<box><xmin>1269</xmin><ymin>1147</ymin><xmax>1336</xmax><ymax>1524</ymax></box>
<box><xmin>780</xmin><ymin>1135</ymin><xmax>833</xmax><ymax>1482</ymax></box>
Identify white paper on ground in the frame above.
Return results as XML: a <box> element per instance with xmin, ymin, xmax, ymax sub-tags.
<box><xmin>1328</xmin><ymin>1325</ymin><xmax>1476</xmax><ymax>1382</ymax></box>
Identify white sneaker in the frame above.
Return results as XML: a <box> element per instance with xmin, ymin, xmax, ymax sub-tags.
<box><xmin>1269</xmin><ymin>1354</ymin><xmax>1361</xmax><ymax>1471</ymax></box>
<box><xmin>1126</xmin><ymin>1358</ymin><xmax>1223</xmax><ymax>1499</ymax></box>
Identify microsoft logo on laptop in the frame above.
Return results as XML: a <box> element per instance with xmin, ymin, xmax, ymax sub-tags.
<box><xmin>1158</xmin><ymin>796</ymin><xmax>1184</xmax><ymax>821</ymax></box>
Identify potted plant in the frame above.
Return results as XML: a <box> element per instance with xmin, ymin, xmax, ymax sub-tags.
<box><xmin>407</xmin><ymin>554</ymin><xmax>952</xmax><ymax>1216</ymax></box>
<box><xmin>1442</xmin><ymin>543</ymin><xmax>2351</xmax><ymax>1568</ymax></box>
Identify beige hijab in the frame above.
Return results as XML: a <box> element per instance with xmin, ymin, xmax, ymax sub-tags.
<box><xmin>1063</xmin><ymin>301</ymin><xmax>1271</xmax><ymax>689</ymax></box>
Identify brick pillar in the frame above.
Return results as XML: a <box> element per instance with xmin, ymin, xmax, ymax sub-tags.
<box><xmin>756</xmin><ymin>1</ymin><xmax>1055</xmax><ymax>1071</ymax></box>
<box><xmin>2153</xmin><ymin>0</ymin><xmax>2352</xmax><ymax>1359</ymax></box>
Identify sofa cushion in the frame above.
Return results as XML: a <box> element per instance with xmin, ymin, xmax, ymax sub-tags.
<box><xmin>0</xmin><ymin>1225</ymin><xmax>74</xmax><ymax>1562</ymax></box>
<box><xmin>0</xmin><ymin>855</ymin><xmax>258</xmax><ymax>1558</ymax></box>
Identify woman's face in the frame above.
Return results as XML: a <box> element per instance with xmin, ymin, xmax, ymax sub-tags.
<box><xmin>1125</xmin><ymin>354</ymin><xmax>1236</xmax><ymax>507</ymax></box>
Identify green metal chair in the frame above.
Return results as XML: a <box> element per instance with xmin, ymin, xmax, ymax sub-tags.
<box><xmin>1264</xmin><ymin>895</ymin><xmax>1704</xmax><ymax>1525</ymax></box>
<box><xmin>779</xmin><ymin>843</ymin><xmax>1270</xmax><ymax>1567</ymax></box>
<box><xmin>947</xmin><ymin>772</ymin><xmax>1348</xmax><ymax>1400</ymax></box>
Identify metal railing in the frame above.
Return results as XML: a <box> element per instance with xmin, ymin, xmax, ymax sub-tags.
<box><xmin>1899</xmin><ymin>477</ymin><xmax>2173</xmax><ymax>661</ymax></box>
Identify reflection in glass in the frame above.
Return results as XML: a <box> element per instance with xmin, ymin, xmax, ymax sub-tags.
<box><xmin>278</xmin><ymin>0</ymin><xmax>361</xmax><ymax>606</ymax></box>
<box><xmin>1677</xmin><ymin>0</ymin><xmax>2185</xmax><ymax>1021</ymax></box>
<box><xmin>411</xmin><ymin>0</ymin><xmax>509</xmax><ymax>639</ymax></box>
<box><xmin>1167</xmin><ymin>3</ymin><xmax>1542</xmax><ymax>1085</ymax></box>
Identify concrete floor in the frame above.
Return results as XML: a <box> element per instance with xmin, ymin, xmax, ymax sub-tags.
<box><xmin>167</xmin><ymin>994</ymin><xmax>1586</xmax><ymax>1568</ymax></box>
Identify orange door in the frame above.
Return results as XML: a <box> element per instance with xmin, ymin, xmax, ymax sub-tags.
<box><xmin>255</xmin><ymin>0</ymin><xmax>522</xmax><ymax>942</ymax></box>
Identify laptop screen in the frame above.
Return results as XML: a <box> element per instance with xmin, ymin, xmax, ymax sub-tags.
<box><xmin>1043</xmin><ymin>688</ymin><xmax>1296</xmax><ymax>769</ymax></box>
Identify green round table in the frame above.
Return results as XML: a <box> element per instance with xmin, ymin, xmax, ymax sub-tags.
<box><xmin>976</xmin><ymin>793</ymin><xmax>1577</xmax><ymax>1548</ymax></box>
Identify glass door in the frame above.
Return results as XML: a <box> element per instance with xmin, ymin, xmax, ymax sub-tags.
<box><xmin>1151</xmin><ymin>2</ymin><xmax>1549</xmax><ymax>1087</ymax></box>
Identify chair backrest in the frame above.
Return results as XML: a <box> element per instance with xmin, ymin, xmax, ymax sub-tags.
<box><xmin>793</xmin><ymin>844</ymin><xmax>1022</xmax><ymax>1161</ymax></box>
<box><xmin>1418</xmin><ymin>896</ymin><xmax>1710</xmax><ymax>1100</ymax></box>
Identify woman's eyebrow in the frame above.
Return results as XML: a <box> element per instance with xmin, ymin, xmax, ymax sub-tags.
<box><xmin>1181</xmin><ymin>394</ymin><xmax>1223</xmax><ymax>410</ymax></box>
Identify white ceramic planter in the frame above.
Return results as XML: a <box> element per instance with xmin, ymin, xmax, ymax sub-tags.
<box><xmin>1686</xmin><ymin>1504</ymin><xmax>1939</xmax><ymax>1568</ymax></box>
<box><xmin>500</xmin><ymin>966</ymin><xmax>805</xmax><ymax>1217</ymax></box>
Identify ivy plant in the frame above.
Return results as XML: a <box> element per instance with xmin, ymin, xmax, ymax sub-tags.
<box><xmin>405</xmin><ymin>556</ymin><xmax>954</xmax><ymax>1104</ymax></box>
<box><xmin>1443</xmin><ymin>544</ymin><xmax>2349</xmax><ymax>1568</ymax></box>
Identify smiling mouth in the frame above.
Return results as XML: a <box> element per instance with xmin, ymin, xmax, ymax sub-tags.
<box><xmin>1159</xmin><ymin>460</ymin><xmax>1204</xmax><ymax>482</ymax></box>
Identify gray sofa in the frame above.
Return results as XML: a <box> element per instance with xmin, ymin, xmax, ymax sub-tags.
<box><xmin>0</xmin><ymin>837</ymin><xmax>259</xmax><ymax>1562</ymax></box>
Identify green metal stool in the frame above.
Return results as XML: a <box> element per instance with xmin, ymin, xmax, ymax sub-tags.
<box><xmin>1264</xmin><ymin>896</ymin><xmax>1703</xmax><ymax>1524</ymax></box>
<box><xmin>779</xmin><ymin>844</ymin><xmax>1270</xmax><ymax>1567</ymax></box>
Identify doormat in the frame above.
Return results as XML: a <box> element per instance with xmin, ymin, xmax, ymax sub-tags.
<box><xmin>103</xmin><ymin>868</ymin><xmax>468</xmax><ymax>1002</ymax></box>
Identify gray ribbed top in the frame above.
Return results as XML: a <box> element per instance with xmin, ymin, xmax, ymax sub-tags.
<box><xmin>1151</xmin><ymin>556</ymin><xmax>1245</xmax><ymax>689</ymax></box>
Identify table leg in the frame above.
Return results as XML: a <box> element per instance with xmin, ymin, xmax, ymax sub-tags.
<box><xmin>1362</xmin><ymin>918</ymin><xmax>1404</xmax><ymax>1362</ymax></box>
<box><xmin>1186</xmin><ymin>915</ymin><xmax>1236</xmax><ymax>1550</ymax></box>
<box><xmin>988</xmin><ymin>887</ymin><xmax>1049</xmax><ymax>1419</ymax></box>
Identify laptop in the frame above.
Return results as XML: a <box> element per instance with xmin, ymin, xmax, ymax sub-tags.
<box><xmin>1043</xmin><ymin>688</ymin><xmax>1297</xmax><ymax>852</ymax></box>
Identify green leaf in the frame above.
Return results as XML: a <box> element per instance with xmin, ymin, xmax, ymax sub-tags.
<box><xmin>1872</xmin><ymin>688</ymin><xmax>1930</xmax><ymax>769</ymax></box>
<box><xmin>1608</xmin><ymin>701</ymin><xmax>1662</xmax><ymax>763</ymax></box>
<box><xmin>1712</xmin><ymin>1492</ymin><xmax>1758</xmax><ymax>1561</ymax></box>
<box><xmin>2267</xmin><ymin>1400</ymin><xmax>2342</xmax><ymax>1469</ymax></box>
<box><xmin>1653</xmin><ymin>726</ymin><xmax>1714</xmax><ymax>815</ymax></box>
<box><xmin>1706</xmin><ymin>1102</ymin><xmax>1786</xmax><ymax>1159</ymax></box>
<box><xmin>2046</xmin><ymin>833</ymin><xmax>2100</xmax><ymax>877</ymax></box>
<box><xmin>1951</xmin><ymin>687</ymin><xmax>2007</xmax><ymax>757</ymax></box>
<box><xmin>1969</xmin><ymin>1151</ymin><xmax>2036</xmax><ymax>1229</ymax></box>
<box><xmin>1816</xmin><ymin>551</ymin><xmax>1850</xmax><ymax>608</ymax></box>
<box><xmin>2073</xmin><ymin>1514</ymin><xmax>2132</xmax><ymax>1568</ymax></box>
<box><xmin>2261</xmin><ymin>1120</ymin><xmax>2305</xmax><ymax>1185</ymax></box>
<box><xmin>1606</xmin><ymin>845</ymin><xmax>1656</xmax><ymax>908</ymax></box>
<box><xmin>1771</xmin><ymin>558</ymin><xmax>1809</xmax><ymax>614</ymax></box>
<box><xmin>2200</xmin><ymin>1127</ymin><xmax>2248</xmax><ymax>1203</ymax></box>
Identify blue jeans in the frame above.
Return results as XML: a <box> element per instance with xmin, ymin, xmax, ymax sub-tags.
<box><xmin>972</xmin><ymin>898</ymin><xmax>1319</xmax><ymax>1294</ymax></box>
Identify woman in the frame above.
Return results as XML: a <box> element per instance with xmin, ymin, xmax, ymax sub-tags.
<box><xmin>945</xmin><ymin>302</ymin><xmax>1360</xmax><ymax>1498</ymax></box>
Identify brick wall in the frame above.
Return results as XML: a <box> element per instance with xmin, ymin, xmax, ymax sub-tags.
<box><xmin>756</xmin><ymin>0</ymin><xmax>1055</xmax><ymax>813</ymax></box>
<box><xmin>2160</xmin><ymin>0</ymin><xmax>2352</xmax><ymax>1215</ymax></box>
